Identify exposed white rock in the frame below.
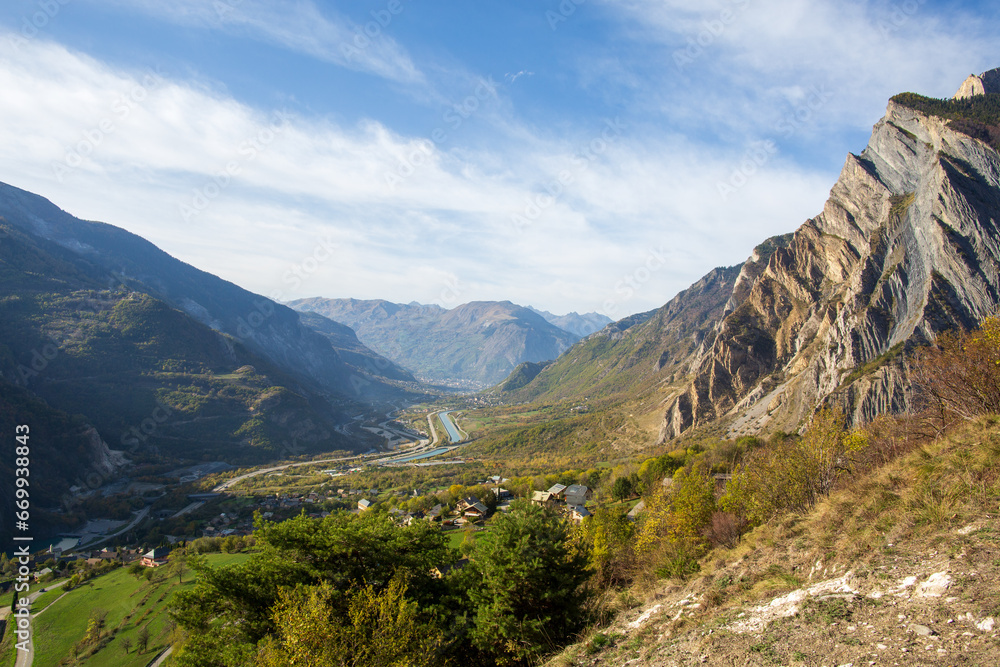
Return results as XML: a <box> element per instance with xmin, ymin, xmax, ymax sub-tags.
<box><xmin>915</xmin><ymin>571</ymin><xmax>951</xmax><ymax>598</ymax></box>
<box><xmin>728</xmin><ymin>572</ymin><xmax>856</xmax><ymax>634</ymax></box>
<box><xmin>627</xmin><ymin>604</ymin><xmax>662</xmax><ymax>629</ymax></box>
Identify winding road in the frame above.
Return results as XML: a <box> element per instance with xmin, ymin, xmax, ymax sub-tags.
<box><xmin>212</xmin><ymin>409</ymin><xmax>468</xmax><ymax>491</ymax></box>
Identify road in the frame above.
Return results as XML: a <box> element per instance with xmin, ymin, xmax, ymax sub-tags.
<box><xmin>426</xmin><ymin>411</ymin><xmax>440</xmax><ymax>445</ymax></box>
<box><xmin>213</xmin><ymin>452</ymin><xmax>381</xmax><ymax>492</ymax></box>
<box><xmin>212</xmin><ymin>409</ymin><xmax>468</xmax><ymax>492</ymax></box>
<box><xmin>148</xmin><ymin>645</ymin><xmax>174</xmax><ymax>666</ymax></box>
<box><xmin>13</xmin><ymin>578</ymin><xmax>70</xmax><ymax>667</ymax></box>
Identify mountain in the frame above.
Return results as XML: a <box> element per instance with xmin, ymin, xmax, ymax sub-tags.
<box><xmin>527</xmin><ymin>307</ymin><xmax>613</xmax><ymax>337</ymax></box>
<box><xmin>505</xmin><ymin>72</ymin><xmax>1000</xmax><ymax>441</ymax></box>
<box><xmin>496</xmin><ymin>264</ymin><xmax>742</xmax><ymax>406</ymax></box>
<box><xmin>288</xmin><ymin>298</ymin><xmax>580</xmax><ymax>386</ymax></box>
<box><xmin>496</xmin><ymin>360</ymin><xmax>553</xmax><ymax>393</ymax></box>
<box><xmin>295</xmin><ymin>310</ymin><xmax>417</xmax><ymax>383</ymax></box>
<box><xmin>0</xmin><ymin>183</ymin><xmax>414</xmax><ymax>514</ymax></box>
<box><xmin>0</xmin><ymin>183</ymin><xmax>410</xmax><ymax>402</ymax></box>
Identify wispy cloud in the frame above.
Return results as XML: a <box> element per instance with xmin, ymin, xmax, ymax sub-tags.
<box><xmin>0</xmin><ymin>34</ymin><xmax>839</xmax><ymax>315</ymax></box>
<box><xmin>87</xmin><ymin>0</ymin><xmax>423</xmax><ymax>84</ymax></box>
<box><xmin>596</xmin><ymin>0</ymin><xmax>999</xmax><ymax>149</ymax></box>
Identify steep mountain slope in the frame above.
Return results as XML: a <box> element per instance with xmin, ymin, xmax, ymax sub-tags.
<box><xmin>499</xmin><ymin>261</ymin><xmax>752</xmax><ymax>406</ymax></box>
<box><xmin>0</xmin><ymin>185</ymin><xmax>408</xmax><ymax>515</ymax></box>
<box><xmin>0</xmin><ymin>182</ymin><xmax>408</xmax><ymax>402</ymax></box>
<box><xmin>548</xmin><ymin>417</ymin><xmax>1000</xmax><ymax>666</ymax></box>
<box><xmin>295</xmin><ymin>310</ymin><xmax>416</xmax><ymax>383</ymax></box>
<box><xmin>289</xmin><ymin>297</ymin><xmax>580</xmax><ymax>386</ymax></box>
<box><xmin>660</xmin><ymin>88</ymin><xmax>1000</xmax><ymax>440</ymax></box>
<box><xmin>527</xmin><ymin>307</ymin><xmax>613</xmax><ymax>337</ymax></box>
<box><xmin>0</xmin><ymin>220</ymin><xmax>370</xmax><ymax>456</ymax></box>
<box><xmin>506</xmin><ymin>78</ymin><xmax>1000</xmax><ymax>442</ymax></box>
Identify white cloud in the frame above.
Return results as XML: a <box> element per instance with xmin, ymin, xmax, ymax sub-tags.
<box><xmin>85</xmin><ymin>0</ymin><xmax>423</xmax><ymax>84</ymax></box>
<box><xmin>599</xmin><ymin>0</ymin><xmax>999</xmax><ymax>142</ymax></box>
<box><xmin>0</xmin><ymin>33</ymin><xmax>838</xmax><ymax>316</ymax></box>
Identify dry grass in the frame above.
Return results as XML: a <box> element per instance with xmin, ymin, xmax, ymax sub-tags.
<box><xmin>546</xmin><ymin>416</ymin><xmax>1000</xmax><ymax>666</ymax></box>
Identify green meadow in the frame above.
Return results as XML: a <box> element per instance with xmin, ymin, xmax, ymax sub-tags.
<box><xmin>27</xmin><ymin>553</ymin><xmax>249</xmax><ymax>667</ymax></box>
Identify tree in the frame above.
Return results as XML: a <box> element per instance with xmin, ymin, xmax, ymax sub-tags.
<box><xmin>254</xmin><ymin>577</ymin><xmax>444</xmax><ymax>666</ymax></box>
<box><xmin>169</xmin><ymin>557</ymin><xmax>188</xmax><ymax>584</ymax></box>
<box><xmin>611</xmin><ymin>474</ymin><xmax>637</xmax><ymax>503</ymax></box>
<box><xmin>121</xmin><ymin>636</ymin><xmax>133</xmax><ymax>655</ymax></box>
<box><xmin>579</xmin><ymin>506</ymin><xmax>635</xmax><ymax>587</ymax></box>
<box><xmin>467</xmin><ymin>500</ymin><xmax>592</xmax><ymax>665</ymax></box>
<box><xmin>170</xmin><ymin>510</ymin><xmax>450</xmax><ymax>665</ymax></box>
<box><xmin>666</xmin><ymin>465</ymin><xmax>716</xmax><ymax>540</ymax></box>
<box><xmin>137</xmin><ymin>625</ymin><xmax>150</xmax><ymax>654</ymax></box>
<box><xmin>185</xmin><ymin>552</ymin><xmax>208</xmax><ymax>574</ymax></box>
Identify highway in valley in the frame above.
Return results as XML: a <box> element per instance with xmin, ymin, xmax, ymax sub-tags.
<box><xmin>213</xmin><ymin>408</ymin><xmax>467</xmax><ymax>492</ymax></box>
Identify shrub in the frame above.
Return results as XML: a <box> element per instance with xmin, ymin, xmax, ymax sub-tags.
<box><xmin>911</xmin><ymin>317</ymin><xmax>1000</xmax><ymax>427</ymax></box>
<box><xmin>721</xmin><ymin>409</ymin><xmax>867</xmax><ymax>526</ymax></box>
<box><xmin>703</xmin><ymin>511</ymin><xmax>748</xmax><ymax>549</ymax></box>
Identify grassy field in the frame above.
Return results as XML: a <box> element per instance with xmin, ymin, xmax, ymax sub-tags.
<box><xmin>0</xmin><ymin>611</ymin><xmax>15</xmax><ymax>667</ymax></box>
<box><xmin>28</xmin><ymin>552</ymin><xmax>250</xmax><ymax>667</ymax></box>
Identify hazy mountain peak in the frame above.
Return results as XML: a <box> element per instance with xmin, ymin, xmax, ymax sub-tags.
<box><xmin>289</xmin><ymin>297</ymin><xmax>579</xmax><ymax>386</ymax></box>
<box><xmin>526</xmin><ymin>306</ymin><xmax>613</xmax><ymax>337</ymax></box>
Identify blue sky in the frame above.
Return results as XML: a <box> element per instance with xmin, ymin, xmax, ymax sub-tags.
<box><xmin>0</xmin><ymin>0</ymin><xmax>997</xmax><ymax>318</ymax></box>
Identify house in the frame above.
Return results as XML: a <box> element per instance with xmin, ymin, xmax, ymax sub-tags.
<box><xmin>626</xmin><ymin>500</ymin><xmax>646</xmax><ymax>522</ymax></box>
<box><xmin>531</xmin><ymin>490</ymin><xmax>553</xmax><ymax>506</ymax></box>
<box><xmin>463</xmin><ymin>502</ymin><xmax>489</xmax><ymax>518</ymax></box>
<box><xmin>120</xmin><ymin>548</ymin><xmax>142</xmax><ymax>564</ymax></box>
<box><xmin>141</xmin><ymin>547</ymin><xmax>170</xmax><ymax>567</ymax></box>
<box><xmin>34</xmin><ymin>567</ymin><xmax>53</xmax><ymax>582</ymax></box>
<box><xmin>568</xmin><ymin>505</ymin><xmax>591</xmax><ymax>524</ymax></box>
<box><xmin>358</xmin><ymin>499</ymin><xmax>373</xmax><ymax>511</ymax></box>
<box><xmin>493</xmin><ymin>487</ymin><xmax>513</xmax><ymax>501</ymax></box>
<box><xmin>456</xmin><ymin>497</ymin><xmax>479</xmax><ymax>512</ymax></box>
<box><xmin>546</xmin><ymin>484</ymin><xmax>568</xmax><ymax>502</ymax></box>
<box><xmin>426</xmin><ymin>504</ymin><xmax>444</xmax><ymax>521</ymax></box>
<box><xmin>431</xmin><ymin>559</ymin><xmax>469</xmax><ymax>579</ymax></box>
<box><xmin>564</xmin><ymin>484</ymin><xmax>591</xmax><ymax>506</ymax></box>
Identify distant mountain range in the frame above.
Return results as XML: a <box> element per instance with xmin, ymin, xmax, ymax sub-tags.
<box><xmin>504</xmin><ymin>72</ymin><xmax>1000</xmax><ymax>440</ymax></box>
<box><xmin>0</xmin><ymin>182</ymin><xmax>415</xmax><ymax>514</ymax></box>
<box><xmin>288</xmin><ymin>298</ymin><xmax>587</xmax><ymax>386</ymax></box>
<box><xmin>527</xmin><ymin>307</ymin><xmax>612</xmax><ymax>338</ymax></box>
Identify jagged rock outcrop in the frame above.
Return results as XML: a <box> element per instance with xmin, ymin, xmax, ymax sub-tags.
<box><xmin>660</xmin><ymin>90</ymin><xmax>1000</xmax><ymax>440</ymax></box>
<box><xmin>954</xmin><ymin>67</ymin><xmax>1000</xmax><ymax>99</ymax></box>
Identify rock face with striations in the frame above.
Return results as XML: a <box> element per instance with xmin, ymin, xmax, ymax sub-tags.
<box><xmin>659</xmin><ymin>78</ymin><xmax>1000</xmax><ymax>440</ymax></box>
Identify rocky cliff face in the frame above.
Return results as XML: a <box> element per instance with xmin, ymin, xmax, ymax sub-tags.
<box><xmin>660</xmin><ymin>95</ymin><xmax>1000</xmax><ymax>440</ymax></box>
<box><xmin>954</xmin><ymin>67</ymin><xmax>1000</xmax><ymax>99</ymax></box>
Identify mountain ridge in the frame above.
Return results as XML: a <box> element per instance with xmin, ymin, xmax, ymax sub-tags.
<box><xmin>500</xmin><ymin>81</ymin><xmax>1000</xmax><ymax>443</ymax></box>
<box><xmin>289</xmin><ymin>297</ymin><xmax>581</xmax><ymax>386</ymax></box>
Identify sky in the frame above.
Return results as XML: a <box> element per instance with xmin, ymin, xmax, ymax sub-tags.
<box><xmin>0</xmin><ymin>1</ymin><xmax>997</xmax><ymax>319</ymax></box>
